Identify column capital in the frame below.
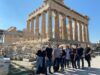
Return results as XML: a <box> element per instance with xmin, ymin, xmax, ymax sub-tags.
<box><xmin>30</xmin><ymin>17</ymin><xmax>35</xmax><ymax>21</ymax></box>
<box><xmin>54</xmin><ymin>10</ymin><xmax>59</xmax><ymax>18</ymax></box>
<box><xmin>41</xmin><ymin>11</ymin><xmax>46</xmax><ymax>18</ymax></box>
<box><xmin>27</xmin><ymin>19</ymin><xmax>31</xmax><ymax>22</ymax></box>
<box><xmin>85</xmin><ymin>23</ymin><xmax>88</xmax><ymax>26</ymax></box>
<box><xmin>73</xmin><ymin>18</ymin><xmax>78</xmax><ymax>22</ymax></box>
<box><xmin>61</xmin><ymin>15</ymin><xmax>66</xmax><ymax>21</ymax></box>
<box><xmin>79</xmin><ymin>21</ymin><xmax>88</xmax><ymax>26</ymax></box>
<box><xmin>77</xmin><ymin>20</ymin><xmax>81</xmax><ymax>23</ymax></box>
<box><xmin>67</xmin><ymin>16</ymin><xmax>72</xmax><ymax>19</ymax></box>
<box><xmin>48</xmin><ymin>7</ymin><xmax>52</xmax><ymax>11</ymax></box>
<box><xmin>42</xmin><ymin>11</ymin><xmax>46</xmax><ymax>15</ymax></box>
<box><xmin>53</xmin><ymin>9</ymin><xmax>58</xmax><ymax>13</ymax></box>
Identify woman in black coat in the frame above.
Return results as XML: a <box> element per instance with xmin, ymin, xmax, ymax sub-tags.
<box><xmin>85</xmin><ymin>46</ymin><xmax>92</xmax><ymax>68</ymax></box>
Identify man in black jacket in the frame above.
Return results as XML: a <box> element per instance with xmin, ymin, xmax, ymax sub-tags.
<box><xmin>76</xmin><ymin>45</ymin><xmax>84</xmax><ymax>69</ymax></box>
<box><xmin>45</xmin><ymin>44</ymin><xmax>53</xmax><ymax>74</ymax></box>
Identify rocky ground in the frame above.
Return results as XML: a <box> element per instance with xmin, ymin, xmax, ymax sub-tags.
<box><xmin>0</xmin><ymin>56</ymin><xmax>100</xmax><ymax>75</ymax></box>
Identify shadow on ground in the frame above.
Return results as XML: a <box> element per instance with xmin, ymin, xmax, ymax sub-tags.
<box><xmin>53</xmin><ymin>67</ymin><xmax>100</xmax><ymax>75</ymax></box>
<box><xmin>8</xmin><ymin>62</ymin><xmax>35</xmax><ymax>75</ymax></box>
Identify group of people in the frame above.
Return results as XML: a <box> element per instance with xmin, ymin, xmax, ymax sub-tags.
<box><xmin>36</xmin><ymin>44</ymin><xmax>92</xmax><ymax>75</ymax></box>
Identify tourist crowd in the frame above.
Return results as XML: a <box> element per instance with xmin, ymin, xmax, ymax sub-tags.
<box><xmin>35</xmin><ymin>44</ymin><xmax>92</xmax><ymax>75</ymax></box>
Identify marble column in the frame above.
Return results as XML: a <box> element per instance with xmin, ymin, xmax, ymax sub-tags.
<box><xmin>31</xmin><ymin>18</ymin><xmax>34</xmax><ymax>39</ymax></box>
<box><xmin>74</xmin><ymin>19</ymin><xmax>78</xmax><ymax>41</ymax></box>
<box><xmin>35</xmin><ymin>15</ymin><xmax>39</xmax><ymax>39</ymax></box>
<box><xmin>83</xmin><ymin>23</ymin><xmax>86</xmax><ymax>42</ymax></box>
<box><xmin>86</xmin><ymin>24</ymin><xmax>89</xmax><ymax>42</ymax></box>
<box><xmin>27</xmin><ymin>20</ymin><xmax>30</xmax><ymax>32</ymax></box>
<box><xmin>59</xmin><ymin>15</ymin><xmax>63</xmax><ymax>39</ymax></box>
<box><xmin>79</xmin><ymin>21</ymin><xmax>82</xmax><ymax>42</ymax></box>
<box><xmin>54</xmin><ymin>11</ymin><xmax>59</xmax><ymax>39</ymax></box>
<box><xmin>31</xmin><ymin>18</ymin><xmax>34</xmax><ymax>33</ymax></box>
<box><xmin>48</xmin><ymin>9</ymin><xmax>52</xmax><ymax>39</ymax></box>
<box><xmin>42</xmin><ymin>11</ymin><xmax>46</xmax><ymax>39</ymax></box>
<box><xmin>61</xmin><ymin>15</ymin><xmax>67</xmax><ymax>40</ymax></box>
<box><xmin>68</xmin><ymin>16</ymin><xmax>73</xmax><ymax>40</ymax></box>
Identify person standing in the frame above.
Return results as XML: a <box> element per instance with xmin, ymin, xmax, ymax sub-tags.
<box><xmin>36</xmin><ymin>49</ymin><xmax>43</xmax><ymax>74</ymax></box>
<box><xmin>65</xmin><ymin>45</ymin><xmax>71</xmax><ymax>68</ymax></box>
<box><xmin>70</xmin><ymin>46</ymin><xmax>77</xmax><ymax>69</ymax></box>
<box><xmin>76</xmin><ymin>45</ymin><xmax>84</xmax><ymax>69</ymax></box>
<box><xmin>40</xmin><ymin>46</ymin><xmax>47</xmax><ymax>75</ymax></box>
<box><xmin>85</xmin><ymin>45</ymin><xmax>92</xmax><ymax>69</ymax></box>
<box><xmin>60</xmin><ymin>46</ymin><xmax>66</xmax><ymax>71</ymax></box>
<box><xmin>79</xmin><ymin>46</ymin><xmax>84</xmax><ymax>69</ymax></box>
<box><xmin>45</xmin><ymin>44</ymin><xmax>53</xmax><ymax>74</ymax></box>
<box><xmin>53</xmin><ymin>44</ymin><xmax>61</xmax><ymax>72</ymax></box>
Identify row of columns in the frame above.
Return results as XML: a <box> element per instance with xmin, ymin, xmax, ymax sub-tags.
<box><xmin>26</xmin><ymin>9</ymin><xmax>89</xmax><ymax>43</ymax></box>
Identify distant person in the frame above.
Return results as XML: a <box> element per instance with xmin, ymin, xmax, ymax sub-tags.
<box><xmin>45</xmin><ymin>44</ymin><xmax>53</xmax><ymax>74</ymax></box>
<box><xmin>85</xmin><ymin>45</ymin><xmax>92</xmax><ymax>69</ymax></box>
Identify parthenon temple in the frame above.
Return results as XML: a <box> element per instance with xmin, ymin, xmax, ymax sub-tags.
<box><xmin>26</xmin><ymin>0</ymin><xmax>90</xmax><ymax>45</ymax></box>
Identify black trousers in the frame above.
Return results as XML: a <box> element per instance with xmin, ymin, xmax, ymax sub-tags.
<box><xmin>53</xmin><ymin>58</ymin><xmax>60</xmax><ymax>72</ymax></box>
<box><xmin>85</xmin><ymin>55</ymin><xmax>91</xmax><ymax>67</ymax></box>
<box><xmin>80</xmin><ymin>57</ymin><xmax>84</xmax><ymax>68</ymax></box>
<box><xmin>71</xmin><ymin>59</ymin><xmax>76</xmax><ymax>68</ymax></box>
<box><xmin>75</xmin><ymin>56</ymin><xmax>84</xmax><ymax>69</ymax></box>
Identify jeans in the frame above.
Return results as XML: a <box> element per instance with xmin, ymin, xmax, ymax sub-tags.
<box><xmin>36</xmin><ymin>56</ymin><xmax>43</xmax><ymax>74</ymax></box>
<box><xmin>46</xmin><ymin>58</ymin><xmax>52</xmax><ymax>72</ymax></box>
<box><xmin>60</xmin><ymin>58</ymin><xmax>65</xmax><ymax>70</ymax></box>
<box><xmin>36</xmin><ymin>56</ymin><xmax>43</xmax><ymax>69</ymax></box>
<box><xmin>65</xmin><ymin>59</ymin><xmax>70</xmax><ymax>68</ymax></box>
<box><xmin>76</xmin><ymin>58</ymin><xmax>80</xmax><ymax>69</ymax></box>
<box><xmin>76</xmin><ymin>56</ymin><xmax>84</xmax><ymax>69</ymax></box>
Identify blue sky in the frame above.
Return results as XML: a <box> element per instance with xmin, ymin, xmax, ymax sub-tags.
<box><xmin>0</xmin><ymin>0</ymin><xmax>100</xmax><ymax>43</ymax></box>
